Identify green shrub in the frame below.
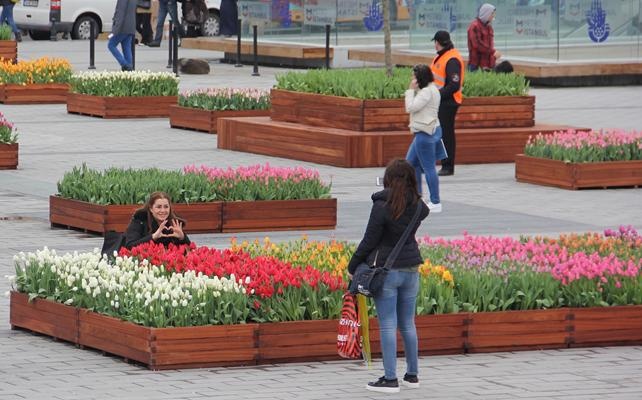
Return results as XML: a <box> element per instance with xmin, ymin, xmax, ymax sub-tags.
<box><xmin>0</xmin><ymin>24</ymin><xmax>11</xmax><ymax>41</ymax></box>
<box><xmin>275</xmin><ymin>67</ymin><xmax>529</xmax><ymax>99</ymax></box>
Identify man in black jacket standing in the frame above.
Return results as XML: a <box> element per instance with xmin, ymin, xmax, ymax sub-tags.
<box><xmin>430</xmin><ymin>30</ymin><xmax>465</xmax><ymax>176</ymax></box>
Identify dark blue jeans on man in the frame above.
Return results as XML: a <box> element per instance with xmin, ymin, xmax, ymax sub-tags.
<box><xmin>108</xmin><ymin>34</ymin><xmax>134</xmax><ymax>70</ymax></box>
<box><xmin>154</xmin><ymin>0</ymin><xmax>180</xmax><ymax>43</ymax></box>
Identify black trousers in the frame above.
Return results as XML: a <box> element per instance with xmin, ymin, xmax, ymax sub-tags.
<box><xmin>136</xmin><ymin>13</ymin><xmax>153</xmax><ymax>44</ymax></box>
<box><xmin>438</xmin><ymin>104</ymin><xmax>459</xmax><ymax>171</ymax></box>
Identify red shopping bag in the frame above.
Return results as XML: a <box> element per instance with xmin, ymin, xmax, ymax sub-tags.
<box><xmin>337</xmin><ymin>292</ymin><xmax>362</xmax><ymax>359</ymax></box>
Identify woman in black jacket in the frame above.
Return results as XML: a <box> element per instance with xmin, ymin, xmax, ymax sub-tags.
<box><xmin>124</xmin><ymin>191</ymin><xmax>190</xmax><ymax>249</ymax></box>
<box><xmin>347</xmin><ymin>158</ymin><xmax>429</xmax><ymax>394</ymax></box>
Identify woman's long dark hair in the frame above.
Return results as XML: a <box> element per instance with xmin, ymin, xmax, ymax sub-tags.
<box><xmin>383</xmin><ymin>158</ymin><xmax>420</xmax><ymax>220</ymax></box>
<box><xmin>136</xmin><ymin>191</ymin><xmax>184</xmax><ymax>234</ymax></box>
<box><xmin>413</xmin><ymin>64</ymin><xmax>434</xmax><ymax>89</ymax></box>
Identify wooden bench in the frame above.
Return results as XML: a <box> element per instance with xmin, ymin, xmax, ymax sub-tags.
<box><xmin>217</xmin><ymin>116</ymin><xmax>583</xmax><ymax>168</ymax></box>
<box><xmin>181</xmin><ymin>37</ymin><xmax>333</xmax><ymax>68</ymax></box>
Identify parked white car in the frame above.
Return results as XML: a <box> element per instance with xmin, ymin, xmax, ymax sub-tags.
<box><xmin>14</xmin><ymin>0</ymin><xmax>221</xmax><ymax>40</ymax></box>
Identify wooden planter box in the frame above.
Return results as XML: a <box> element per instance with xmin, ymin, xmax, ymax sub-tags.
<box><xmin>169</xmin><ymin>105</ymin><xmax>270</xmax><ymax>133</ymax></box>
<box><xmin>466</xmin><ymin>309</ymin><xmax>570</xmax><ymax>353</ymax></box>
<box><xmin>49</xmin><ymin>196</ymin><xmax>223</xmax><ymax>235</ymax></box>
<box><xmin>515</xmin><ymin>154</ymin><xmax>642</xmax><ymax>189</ymax></box>
<box><xmin>78</xmin><ymin>310</ymin><xmax>258</xmax><ymax>370</ymax></box>
<box><xmin>67</xmin><ymin>93</ymin><xmax>177</xmax><ymax>118</ymax></box>
<box><xmin>570</xmin><ymin>306</ymin><xmax>642</xmax><ymax>348</ymax></box>
<box><xmin>0</xmin><ymin>143</ymin><xmax>18</xmax><ymax>169</ymax></box>
<box><xmin>50</xmin><ymin>196</ymin><xmax>337</xmax><ymax>235</ymax></box>
<box><xmin>9</xmin><ymin>291</ymin><xmax>78</xmax><ymax>343</ymax></box>
<box><xmin>222</xmin><ymin>198</ymin><xmax>337</xmax><ymax>232</ymax></box>
<box><xmin>11</xmin><ymin>292</ymin><xmax>642</xmax><ymax>370</ymax></box>
<box><xmin>0</xmin><ymin>40</ymin><xmax>17</xmax><ymax>62</ymax></box>
<box><xmin>0</xmin><ymin>83</ymin><xmax>69</xmax><ymax>104</ymax></box>
<box><xmin>270</xmin><ymin>89</ymin><xmax>535</xmax><ymax>131</ymax></box>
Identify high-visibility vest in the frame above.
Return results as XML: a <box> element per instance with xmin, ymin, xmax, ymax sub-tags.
<box><xmin>430</xmin><ymin>48</ymin><xmax>465</xmax><ymax>105</ymax></box>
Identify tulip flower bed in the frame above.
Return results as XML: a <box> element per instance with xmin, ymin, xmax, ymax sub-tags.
<box><xmin>0</xmin><ymin>25</ymin><xmax>17</xmax><ymax>63</ymax></box>
<box><xmin>516</xmin><ymin>129</ymin><xmax>642</xmax><ymax>189</ymax></box>
<box><xmin>50</xmin><ymin>164</ymin><xmax>336</xmax><ymax>234</ymax></box>
<box><xmin>170</xmin><ymin>88</ymin><xmax>271</xmax><ymax>133</ymax></box>
<box><xmin>0</xmin><ymin>57</ymin><xmax>72</xmax><ymax>104</ymax></box>
<box><xmin>0</xmin><ymin>111</ymin><xmax>18</xmax><ymax>169</ymax></box>
<box><xmin>67</xmin><ymin>71</ymin><xmax>179</xmax><ymax>118</ymax></box>
<box><xmin>10</xmin><ymin>227</ymin><xmax>642</xmax><ymax>368</ymax></box>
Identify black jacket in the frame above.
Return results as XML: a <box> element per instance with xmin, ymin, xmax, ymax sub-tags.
<box><xmin>347</xmin><ymin>189</ymin><xmax>429</xmax><ymax>275</ymax></box>
<box><xmin>124</xmin><ymin>209</ymin><xmax>191</xmax><ymax>249</ymax></box>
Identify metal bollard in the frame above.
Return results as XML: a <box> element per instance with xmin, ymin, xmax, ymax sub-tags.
<box><xmin>251</xmin><ymin>25</ymin><xmax>259</xmax><ymax>76</ymax></box>
<box><xmin>172</xmin><ymin>24</ymin><xmax>179</xmax><ymax>76</ymax></box>
<box><xmin>235</xmin><ymin>18</ymin><xmax>242</xmax><ymax>67</ymax></box>
<box><xmin>88</xmin><ymin>21</ymin><xmax>96</xmax><ymax>69</ymax></box>
<box><xmin>167</xmin><ymin>21</ymin><xmax>174</xmax><ymax>69</ymax></box>
<box><xmin>131</xmin><ymin>38</ymin><xmax>136</xmax><ymax>70</ymax></box>
<box><xmin>325</xmin><ymin>24</ymin><xmax>331</xmax><ymax>69</ymax></box>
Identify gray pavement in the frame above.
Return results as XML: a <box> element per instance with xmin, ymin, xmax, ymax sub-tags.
<box><xmin>1</xmin><ymin>40</ymin><xmax>642</xmax><ymax>400</ymax></box>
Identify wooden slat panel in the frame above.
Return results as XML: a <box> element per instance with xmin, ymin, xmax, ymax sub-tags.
<box><xmin>0</xmin><ymin>84</ymin><xmax>69</xmax><ymax>104</ymax></box>
<box><xmin>468</xmin><ymin>332</ymin><xmax>568</xmax><ymax>348</ymax></box>
<box><xmin>181</xmin><ymin>37</ymin><xmax>333</xmax><ymax>60</ymax></box>
<box><xmin>0</xmin><ymin>143</ymin><xmax>18</xmax><ymax>169</ymax></box>
<box><xmin>573</xmin><ymin>306</ymin><xmax>642</xmax><ymax>320</ymax></box>
<box><xmin>152</xmin><ymin>348</ymin><xmax>258</xmax><ymax>365</ymax></box>
<box><xmin>9</xmin><ymin>292</ymin><xmax>78</xmax><ymax>343</ymax></box>
<box><xmin>469</xmin><ymin>309</ymin><xmax>568</xmax><ymax>324</ymax></box>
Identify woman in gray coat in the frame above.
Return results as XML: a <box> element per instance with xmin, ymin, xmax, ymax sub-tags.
<box><xmin>108</xmin><ymin>0</ymin><xmax>137</xmax><ymax>71</ymax></box>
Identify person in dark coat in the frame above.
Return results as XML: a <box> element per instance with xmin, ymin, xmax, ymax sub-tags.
<box><xmin>108</xmin><ymin>0</ymin><xmax>137</xmax><ymax>71</ymax></box>
<box><xmin>347</xmin><ymin>158</ymin><xmax>429</xmax><ymax>394</ymax></box>
<box><xmin>219</xmin><ymin>0</ymin><xmax>238</xmax><ymax>37</ymax></box>
<box><xmin>124</xmin><ymin>191</ymin><xmax>190</xmax><ymax>249</ymax></box>
<box><xmin>135</xmin><ymin>0</ymin><xmax>153</xmax><ymax>45</ymax></box>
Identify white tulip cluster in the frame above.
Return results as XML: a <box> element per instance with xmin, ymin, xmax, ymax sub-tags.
<box><xmin>11</xmin><ymin>248</ymin><xmax>251</xmax><ymax>327</ymax></box>
<box><xmin>70</xmin><ymin>70</ymin><xmax>179</xmax><ymax>97</ymax></box>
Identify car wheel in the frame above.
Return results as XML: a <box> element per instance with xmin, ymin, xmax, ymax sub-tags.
<box><xmin>201</xmin><ymin>11</ymin><xmax>220</xmax><ymax>37</ymax></box>
<box><xmin>29</xmin><ymin>30</ymin><xmax>51</xmax><ymax>40</ymax></box>
<box><xmin>72</xmin><ymin>15</ymin><xmax>100</xmax><ymax>40</ymax></box>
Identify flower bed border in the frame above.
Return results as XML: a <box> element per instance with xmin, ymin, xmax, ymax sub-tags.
<box><xmin>11</xmin><ymin>291</ymin><xmax>642</xmax><ymax>370</ymax></box>
<box><xmin>515</xmin><ymin>154</ymin><xmax>642</xmax><ymax>189</ymax></box>
<box><xmin>66</xmin><ymin>93</ymin><xmax>178</xmax><ymax>118</ymax></box>
<box><xmin>270</xmin><ymin>89</ymin><xmax>534</xmax><ymax>131</ymax></box>
<box><xmin>0</xmin><ymin>83</ymin><xmax>70</xmax><ymax>104</ymax></box>
<box><xmin>0</xmin><ymin>143</ymin><xmax>18</xmax><ymax>170</ymax></box>
<box><xmin>49</xmin><ymin>196</ymin><xmax>337</xmax><ymax>235</ymax></box>
<box><xmin>169</xmin><ymin>105</ymin><xmax>270</xmax><ymax>133</ymax></box>
<box><xmin>0</xmin><ymin>40</ymin><xmax>17</xmax><ymax>63</ymax></box>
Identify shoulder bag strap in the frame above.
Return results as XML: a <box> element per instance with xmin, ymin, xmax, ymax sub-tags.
<box><xmin>382</xmin><ymin>202</ymin><xmax>423</xmax><ymax>270</ymax></box>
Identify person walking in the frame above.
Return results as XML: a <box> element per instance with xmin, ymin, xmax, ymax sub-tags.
<box><xmin>430</xmin><ymin>30</ymin><xmax>464</xmax><ymax>176</ymax></box>
<box><xmin>108</xmin><ymin>0</ymin><xmax>137</xmax><ymax>71</ymax></box>
<box><xmin>0</xmin><ymin>0</ymin><xmax>22</xmax><ymax>42</ymax></box>
<box><xmin>347</xmin><ymin>158</ymin><xmax>430</xmax><ymax>394</ymax></box>
<box><xmin>467</xmin><ymin>3</ymin><xmax>500</xmax><ymax>72</ymax></box>
<box><xmin>405</xmin><ymin>64</ymin><xmax>445</xmax><ymax>213</ymax></box>
<box><xmin>135</xmin><ymin>0</ymin><xmax>154</xmax><ymax>45</ymax></box>
<box><xmin>147</xmin><ymin>0</ymin><xmax>183</xmax><ymax>46</ymax></box>
<box><xmin>219</xmin><ymin>0</ymin><xmax>238</xmax><ymax>37</ymax></box>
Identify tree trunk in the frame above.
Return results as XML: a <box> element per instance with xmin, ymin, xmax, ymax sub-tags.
<box><xmin>383</xmin><ymin>0</ymin><xmax>393</xmax><ymax>77</ymax></box>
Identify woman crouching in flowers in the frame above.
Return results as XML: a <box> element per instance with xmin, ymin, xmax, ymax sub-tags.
<box><xmin>124</xmin><ymin>191</ymin><xmax>190</xmax><ymax>249</ymax></box>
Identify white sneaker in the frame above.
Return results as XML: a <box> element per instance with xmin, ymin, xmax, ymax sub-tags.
<box><xmin>427</xmin><ymin>201</ymin><xmax>442</xmax><ymax>213</ymax></box>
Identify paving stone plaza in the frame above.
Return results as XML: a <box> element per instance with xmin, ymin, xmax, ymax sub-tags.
<box><xmin>1</xmin><ymin>40</ymin><xmax>642</xmax><ymax>399</ymax></box>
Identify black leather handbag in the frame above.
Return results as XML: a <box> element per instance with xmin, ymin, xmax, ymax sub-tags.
<box><xmin>350</xmin><ymin>203</ymin><xmax>422</xmax><ymax>297</ymax></box>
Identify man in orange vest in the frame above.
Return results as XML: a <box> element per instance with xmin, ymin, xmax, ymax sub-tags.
<box><xmin>430</xmin><ymin>30</ymin><xmax>464</xmax><ymax>176</ymax></box>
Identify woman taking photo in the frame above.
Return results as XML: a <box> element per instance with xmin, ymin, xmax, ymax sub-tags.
<box><xmin>124</xmin><ymin>191</ymin><xmax>190</xmax><ymax>249</ymax></box>
<box><xmin>347</xmin><ymin>158</ymin><xmax>429</xmax><ymax>393</ymax></box>
<box><xmin>405</xmin><ymin>63</ymin><xmax>446</xmax><ymax>213</ymax></box>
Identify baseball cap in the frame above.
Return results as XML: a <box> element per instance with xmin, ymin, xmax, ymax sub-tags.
<box><xmin>431</xmin><ymin>30</ymin><xmax>452</xmax><ymax>47</ymax></box>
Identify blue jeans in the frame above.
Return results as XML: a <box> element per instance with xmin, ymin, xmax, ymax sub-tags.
<box><xmin>406</xmin><ymin>126</ymin><xmax>444</xmax><ymax>204</ymax></box>
<box><xmin>108</xmin><ymin>34</ymin><xmax>133</xmax><ymax>68</ymax></box>
<box><xmin>373</xmin><ymin>269</ymin><xmax>419</xmax><ymax>380</ymax></box>
<box><xmin>0</xmin><ymin>3</ymin><xmax>19</xmax><ymax>34</ymax></box>
<box><xmin>154</xmin><ymin>0</ymin><xmax>180</xmax><ymax>42</ymax></box>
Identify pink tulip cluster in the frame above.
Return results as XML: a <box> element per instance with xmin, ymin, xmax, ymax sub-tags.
<box><xmin>527</xmin><ymin>129</ymin><xmax>642</xmax><ymax>149</ymax></box>
<box><xmin>181</xmin><ymin>87</ymin><xmax>269</xmax><ymax>101</ymax></box>
<box><xmin>184</xmin><ymin>163</ymin><xmax>323</xmax><ymax>184</ymax></box>
<box><xmin>419</xmin><ymin>227</ymin><xmax>642</xmax><ymax>286</ymax></box>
